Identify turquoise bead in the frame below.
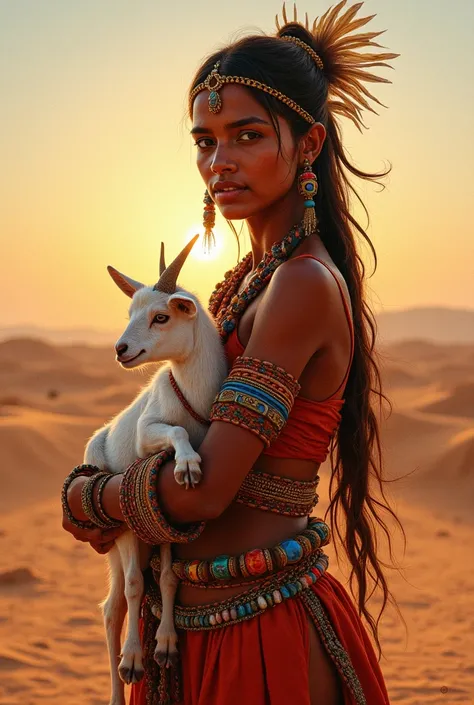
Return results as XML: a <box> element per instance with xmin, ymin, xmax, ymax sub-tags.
<box><xmin>185</xmin><ymin>616</ymin><xmax>191</xmax><ymax>628</ymax></box>
<box><xmin>210</xmin><ymin>555</ymin><xmax>231</xmax><ymax>580</ymax></box>
<box><xmin>280</xmin><ymin>586</ymin><xmax>290</xmax><ymax>599</ymax></box>
<box><xmin>199</xmin><ymin>616</ymin><xmax>205</xmax><ymax>627</ymax></box>
<box><xmin>287</xmin><ymin>583</ymin><xmax>298</xmax><ymax>597</ymax></box>
<box><xmin>280</xmin><ymin>539</ymin><xmax>303</xmax><ymax>563</ymax></box>
<box><xmin>245</xmin><ymin>603</ymin><xmax>253</xmax><ymax>615</ymax></box>
<box><xmin>209</xmin><ymin>91</ymin><xmax>219</xmax><ymax>107</ymax></box>
<box><xmin>203</xmin><ymin>615</ymin><xmax>210</xmax><ymax>627</ymax></box>
<box><xmin>304</xmin><ymin>199</ymin><xmax>315</xmax><ymax>207</ymax></box>
<box><xmin>237</xmin><ymin>605</ymin><xmax>247</xmax><ymax>618</ymax></box>
<box><xmin>315</xmin><ymin>526</ymin><xmax>327</xmax><ymax>541</ymax></box>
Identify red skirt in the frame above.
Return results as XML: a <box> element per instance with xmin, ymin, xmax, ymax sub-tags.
<box><xmin>130</xmin><ymin>571</ymin><xmax>390</xmax><ymax>705</ymax></box>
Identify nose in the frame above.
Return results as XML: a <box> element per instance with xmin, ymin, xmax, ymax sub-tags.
<box><xmin>210</xmin><ymin>145</ymin><xmax>237</xmax><ymax>176</ymax></box>
<box><xmin>115</xmin><ymin>342</ymin><xmax>128</xmax><ymax>356</ymax></box>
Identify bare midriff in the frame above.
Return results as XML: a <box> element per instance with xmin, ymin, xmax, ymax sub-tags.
<box><xmin>175</xmin><ymin>455</ymin><xmax>321</xmax><ymax>607</ymax></box>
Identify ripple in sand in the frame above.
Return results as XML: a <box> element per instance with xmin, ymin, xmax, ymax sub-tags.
<box><xmin>0</xmin><ymin>567</ymin><xmax>41</xmax><ymax>587</ymax></box>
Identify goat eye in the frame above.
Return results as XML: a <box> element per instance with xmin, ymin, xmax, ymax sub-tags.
<box><xmin>153</xmin><ymin>314</ymin><xmax>170</xmax><ymax>324</ymax></box>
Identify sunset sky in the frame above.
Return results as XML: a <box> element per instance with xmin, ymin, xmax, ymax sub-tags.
<box><xmin>1</xmin><ymin>0</ymin><xmax>473</xmax><ymax>332</ymax></box>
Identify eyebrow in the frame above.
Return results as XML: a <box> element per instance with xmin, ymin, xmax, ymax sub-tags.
<box><xmin>190</xmin><ymin>116</ymin><xmax>271</xmax><ymax>135</ymax></box>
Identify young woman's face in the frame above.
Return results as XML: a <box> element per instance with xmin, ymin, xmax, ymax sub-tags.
<box><xmin>191</xmin><ymin>85</ymin><xmax>299</xmax><ymax>220</ymax></box>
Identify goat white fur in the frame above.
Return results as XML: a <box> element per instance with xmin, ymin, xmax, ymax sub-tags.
<box><xmin>83</xmin><ymin>237</ymin><xmax>227</xmax><ymax>705</ymax></box>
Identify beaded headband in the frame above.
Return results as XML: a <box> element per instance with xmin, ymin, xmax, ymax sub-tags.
<box><xmin>189</xmin><ymin>59</ymin><xmax>316</xmax><ymax>125</ymax></box>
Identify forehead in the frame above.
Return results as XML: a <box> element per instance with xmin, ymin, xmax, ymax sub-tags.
<box><xmin>130</xmin><ymin>288</ymin><xmax>167</xmax><ymax>312</ymax></box>
<box><xmin>192</xmin><ymin>84</ymin><xmax>270</xmax><ymax>128</ymax></box>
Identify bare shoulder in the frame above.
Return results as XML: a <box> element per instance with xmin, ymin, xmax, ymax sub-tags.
<box><xmin>243</xmin><ymin>255</ymin><xmax>339</xmax><ymax>379</ymax></box>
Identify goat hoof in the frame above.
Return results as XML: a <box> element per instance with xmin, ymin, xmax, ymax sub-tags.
<box><xmin>174</xmin><ymin>464</ymin><xmax>202</xmax><ymax>489</ymax></box>
<box><xmin>174</xmin><ymin>453</ymin><xmax>202</xmax><ymax>489</ymax></box>
<box><xmin>154</xmin><ymin>645</ymin><xmax>179</xmax><ymax>669</ymax></box>
<box><xmin>118</xmin><ymin>663</ymin><xmax>144</xmax><ymax>685</ymax></box>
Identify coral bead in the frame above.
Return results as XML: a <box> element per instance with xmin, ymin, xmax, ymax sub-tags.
<box><xmin>245</xmin><ymin>549</ymin><xmax>267</xmax><ymax>576</ymax></box>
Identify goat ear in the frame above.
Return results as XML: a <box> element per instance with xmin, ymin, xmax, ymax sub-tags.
<box><xmin>107</xmin><ymin>266</ymin><xmax>145</xmax><ymax>299</ymax></box>
<box><xmin>168</xmin><ymin>293</ymin><xmax>197</xmax><ymax>319</ymax></box>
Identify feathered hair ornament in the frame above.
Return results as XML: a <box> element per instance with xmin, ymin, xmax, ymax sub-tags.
<box><xmin>276</xmin><ymin>1</ymin><xmax>400</xmax><ymax>132</ymax></box>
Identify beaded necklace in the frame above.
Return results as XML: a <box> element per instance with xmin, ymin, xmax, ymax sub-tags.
<box><xmin>208</xmin><ymin>221</ymin><xmax>311</xmax><ymax>343</ymax></box>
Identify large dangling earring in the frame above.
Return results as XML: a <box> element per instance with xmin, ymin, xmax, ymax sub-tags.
<box><xmin>202</xmin><ymin>190</ymin><xmax>216</xmax><ymax>252</ymax></box>
<box><xmin>298</xmin><ymin>159</ymin><xmax>318</xmax><ymax>237</ymax></box>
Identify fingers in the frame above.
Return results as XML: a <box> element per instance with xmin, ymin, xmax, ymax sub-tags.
<box><xmin>90</xmin><ymin>540</ymin><xmax>115</xmax><ymax>555</ymax></box>
<box><xmin>102</xmin><ymin>524</ymin><xmax>127</xmax><ymax>542</ymax></box>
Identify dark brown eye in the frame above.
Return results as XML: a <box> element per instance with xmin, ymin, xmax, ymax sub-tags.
<box><xmin>152</xmin><ymin>314</ymin><xmax>170</xmax><ymax>325</ymax></box>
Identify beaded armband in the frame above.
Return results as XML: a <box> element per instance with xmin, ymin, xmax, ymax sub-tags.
<box><xmin>119</xmin><ymin>449</ymin><xmax>206</xmax><ymax>545</ymax></box>
<box><xmin>209</xmin><ymin>356</ymin><xmax>301</xmax><ymax>446</ymax></box>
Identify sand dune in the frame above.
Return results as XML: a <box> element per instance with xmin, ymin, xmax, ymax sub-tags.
<box><xmin>421</xmin><ymin>382</ymin><xmax>474</xmax><ymax>418</ymax></box>
<box><xmin>0</xmin><ymin>336</ymin><xmax>473</xmax><ymax>704</ymax></box>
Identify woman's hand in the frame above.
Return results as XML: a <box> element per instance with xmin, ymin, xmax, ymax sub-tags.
<box><xmin>61</xmin><ymin>474</ymin><xmax>127</xmax><ymax>554</ymax></box>
<box><xmin>62</xmin><ymin>517</ymin><xmax>127</xmax><ymax>554</ymax></box>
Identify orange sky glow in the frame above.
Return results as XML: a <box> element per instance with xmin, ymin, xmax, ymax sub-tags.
<box><xmin>1</xmin><ymin>0</ymin><xmax>473</xmax><ymax>332</ymax></box>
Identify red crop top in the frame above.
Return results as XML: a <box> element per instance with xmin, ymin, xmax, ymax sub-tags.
<box><xmin>223</xmin><ymin>255</ymin><xmax>355</xmax><ymax>463</ymax></box>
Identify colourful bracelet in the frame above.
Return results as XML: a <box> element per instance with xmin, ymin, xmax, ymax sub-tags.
<box><xmin>95</xmin><ymin>473</ymin><xmax>123</xmax><ymax>528</ymax></box>
<box><xmin>80</xmin><ymin>471</ymin><xmax>121</xmax><ymax>529</ymax></box>
<box><xmin>61</xmin><ymin>464</ymin><xmax>101</xmax><ymax>530</ymax></box>
<box><xmin>119</xmin><ymin>450</ymin><xmax>206</xmax><ymax>545</ymax></box>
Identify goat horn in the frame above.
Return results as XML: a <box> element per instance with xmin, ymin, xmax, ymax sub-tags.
<box><xmin>153</xmin><ymin>234</ymin><xmax>200</xmax><ymax>294</ymax></box>
<box><xmin>159</xmin><ymin>242</ymin><xmax>166</xmax><ymax>275</ymax></box>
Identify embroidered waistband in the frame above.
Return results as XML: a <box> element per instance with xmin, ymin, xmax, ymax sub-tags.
<box><xmin>234</xmin><ymin>469</ymin><xmax>320</xmax><ymax>516</ymax></box>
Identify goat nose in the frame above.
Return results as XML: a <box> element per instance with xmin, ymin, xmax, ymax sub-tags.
<box><xmin>115</xmin><ymin>343</ymin><xmax>128</xmax><ymax>356</ymax></box>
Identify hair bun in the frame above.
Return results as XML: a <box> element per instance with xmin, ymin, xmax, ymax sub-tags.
<box><xmin>275</xmin><ymin>1</ymin><xmax>400</xmax><ymax>132</ymax></box>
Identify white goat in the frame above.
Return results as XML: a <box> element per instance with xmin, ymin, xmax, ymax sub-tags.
<box><xmin>83</xmin><ymin>235</ymin><xmax>227</xmax><ymax>705</ymax></box>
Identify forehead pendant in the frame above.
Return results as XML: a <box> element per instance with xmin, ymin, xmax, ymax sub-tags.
<box><xmin>204</xmin><ymin>61</ymin><xmax>224</xmax><ymax>114</ymax></box>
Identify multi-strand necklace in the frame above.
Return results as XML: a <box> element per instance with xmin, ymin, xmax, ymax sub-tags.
<box><xmin>208</xmin><ymin>222</ymin><xmax>311</xmax><ymax>343</ymax></box>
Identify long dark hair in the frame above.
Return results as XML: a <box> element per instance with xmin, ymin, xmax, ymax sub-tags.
<box><xmin>188</xmin><ymin>19</ymin><xmax>408</xmax><ymax>659</ymax></box>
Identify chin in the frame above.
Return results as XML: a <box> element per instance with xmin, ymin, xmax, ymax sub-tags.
<box><xmin>217</xmin><ymin>202</ymin><xmax>264</xmax><ymax>221</ymax></box>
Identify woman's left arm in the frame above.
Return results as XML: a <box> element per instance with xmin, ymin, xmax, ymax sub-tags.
<box><xmin>66</xmin><ymin>258</ymin><xmax>334</xmax><ymax>528</ymax></box>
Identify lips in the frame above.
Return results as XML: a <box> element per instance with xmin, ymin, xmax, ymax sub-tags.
<box><xmin>212</xmin><ymin>181</ymin><xmax>248</xmax><ymax>195</ymax></box>
<box><xmin>118</xmin><ymin>349</ymin><xmax>145</xmax><ymax>364</ymax></box>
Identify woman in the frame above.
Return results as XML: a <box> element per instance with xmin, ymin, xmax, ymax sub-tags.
<box><xmin>62</xmin><ymin>3</ymin><xmax>406</xmax><ymax>704</ymax></box>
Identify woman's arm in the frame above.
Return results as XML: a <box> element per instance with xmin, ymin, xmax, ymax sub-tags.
<box><xmin>67</xmin><ymin>258</ymin><xmax>334</xmax><ymax>526</ymax></box>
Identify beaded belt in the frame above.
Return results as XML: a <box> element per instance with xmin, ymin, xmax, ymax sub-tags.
<box><xmin>146</xmin><ymin>550</ymin><xmax>329</xmax><ymax>630</ymax></box>
<box><xmin>151</xmin><ymin>516</ymin><xmax>330</xmax><ymax>587</ymax></box>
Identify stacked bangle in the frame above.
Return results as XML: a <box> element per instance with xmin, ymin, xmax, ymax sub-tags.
<box><xmin>80</xmin><ymin>472</ymin><xmax>122</xmax><ymax>529</ymax></box>
<box><xmin>119</xmin><ymin>449</ymin><xmax>206</xmax><ymax>545</ymax></box>
<box><xmin>62</xmin><ymin>463</ymin><xmax>121</xmax><ymax>530</ymax></box>
<box><xmin>61</xmin><ymin>464</ymin><xmax>101</xmax><ymax>530</ymax></box>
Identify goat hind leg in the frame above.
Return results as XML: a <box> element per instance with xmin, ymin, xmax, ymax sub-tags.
<box><xmin>116</xmin><ymin>531</ymin><xmax>146</xmax><ymax>685</ymax></box>
<box><xmin>102</xmin><ymin>545</ymin><xmax>128</xmax><ymax>705</ymax></box>
<box><xmin>154</xmin><ymin>543</ymin><xmax>180</xmax><ymax>668</ymax></box>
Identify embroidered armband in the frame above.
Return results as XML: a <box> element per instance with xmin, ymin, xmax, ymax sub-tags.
<box><xmin>209</xmin><ymin>355</ymin><xmax>301</xmax><ymax>446</ymax></box>
<box><xmin>119</xmin><ymin>449</ymin><xmax>206</xmax><ymax>545</ymax></box>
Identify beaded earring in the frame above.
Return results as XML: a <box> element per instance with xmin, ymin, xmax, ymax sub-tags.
<box><xmin>202</xmin><ymin>190</ymin><xmax>216</xmax><ymax>252</ymax></box>
<box><xmin>298</xmin><ymin>159</ymin><xmax>319</xmax><ymax>237</ymax></box>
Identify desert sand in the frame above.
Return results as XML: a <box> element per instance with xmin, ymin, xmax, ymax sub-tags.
<box><xmin>0</xmin><ymin>337</ymin><xmax>473</xmax><ymax>704</ymax></box>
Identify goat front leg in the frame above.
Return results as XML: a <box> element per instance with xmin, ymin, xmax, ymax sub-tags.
<box><xmin>137</xmin><ymin>421</ymin><xmax>202</xmax><ymax>489</ymax></box>
<box><xmin>154</xmin><ymin>543</ymin><xmax>179</xmax><ymax>669</ymax></box>
<box><xmin>115</xmin><ymin>530</ymin><xmax>146</xmax><ymax>685</ymax></box>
